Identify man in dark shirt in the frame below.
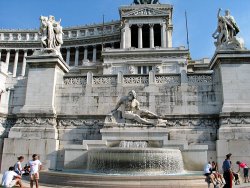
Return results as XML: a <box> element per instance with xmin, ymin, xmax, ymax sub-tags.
<box><xmin>222</xmin><ymin>153</ymin><xmax>233</xmax><ymax>188</ymax></box>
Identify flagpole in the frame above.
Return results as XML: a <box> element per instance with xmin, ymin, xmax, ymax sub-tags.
<box><xmin>185</xmin><ymin>11</ymin><xmax>190</xmax><ymax>50</ymax></box>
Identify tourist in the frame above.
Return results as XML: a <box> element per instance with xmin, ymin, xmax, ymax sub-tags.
<box><xmin>211</xmin><ymin>161</ymin><xmax>225</xmax><ymax>185</ymax></box>
<box><xmin>28</xmin><ymin>154</ymin><xmax>42</xmax><ymax>188</ymax></box>
<box><xmin>14</xmin><ymin>156</ymin><xmax>24</xmax><ymax>175</ymax></box>
<box><xmin>1</xmin><ymin>166</ymin><xmax>23</xmax><ymax>188</ymax></box>
<box><xmin>236</xmin><ymin>161</ymin><xmax>250</xmax><ymax>183</ymax></box>
<box><xmin>203</xmin><ymin>161</ymin><xmax>218</xmax><ymax>186</ymax></box>
<box><xmin>222</xmin><ymin>153</ymin><xmax>233</xmax><ymax>188</ymax></box>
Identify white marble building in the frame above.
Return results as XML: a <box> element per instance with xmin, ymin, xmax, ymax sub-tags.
<box><xmin>0</xmin><ymin>0</ymin><xmax>249</xmax><ymax>172</ymax></box>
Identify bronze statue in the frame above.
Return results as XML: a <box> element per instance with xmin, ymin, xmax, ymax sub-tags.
<box><xmin>134</xmin><ymin>0</ymin><xmax>159</xmax><ymax>4</ymax></box>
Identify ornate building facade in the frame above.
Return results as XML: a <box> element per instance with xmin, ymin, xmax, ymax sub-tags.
<box><xmin>0</xmin><ymin>0</ymin><xmax>249</xmax><ymax>173</ymax></box>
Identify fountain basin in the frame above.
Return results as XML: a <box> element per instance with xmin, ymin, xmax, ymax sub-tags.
<box><xmin>86</xmin><ymin>148</ymin><xmax>184</xmax><ymax>175</ymax></box>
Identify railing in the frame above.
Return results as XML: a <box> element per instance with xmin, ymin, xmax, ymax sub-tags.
<box><xmin>187</xmin><ymin>74</ymin><xmax>213</xmax><ymax>85</ymax></box>
<box><xmin>93</xmin><ymin>75</ymin><xmax>117</xmax><ymax>86</ymax></box>
<box><xmin>123</xmin><ymin>75</ymin><xmax>149</xmax><ymax>85</ymax></box>
<box><xmin>64</xmin><ymin>76</ymin><xmax>87</xmax><ymax>85</ymax></box>
<box><xmin>63</xmin><ymin>73</ymin><xmax>213</xmax><ymax>87</ymax></box>
<box><xmin>155</xmin><ymin>74</ymin><xmax>181</xmax><ymax>85</ymax></box>
<box><xmin>0</xmin><ymin>22</ymin><xmax>120</xmax><ymax>42</ymax></box>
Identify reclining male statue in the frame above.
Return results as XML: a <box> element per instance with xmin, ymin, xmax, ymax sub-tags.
<box><xmin>111</xmin><ymin>90</ymin><xmax>162</xmax><ymax>125</ymax></box>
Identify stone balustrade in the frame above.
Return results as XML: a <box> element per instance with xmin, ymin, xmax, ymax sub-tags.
<box><xmin>0</xmin><ymin>31</ymin><xmax>39</xmax><ymax>42</ymax></box>
<box><xmin>0</xmin><ymin>21</ymin><xmax>120</xmax><ymax>42</ymax></box>
<box><xmin>63</xmin><ymin>72</ymin><xmax>213</xmax><ymax>87</ymax></box>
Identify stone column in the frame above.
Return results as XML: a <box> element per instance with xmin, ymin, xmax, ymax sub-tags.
<box><xmin>149</xmin><ymin>24</ymin><xmax>155</xmax><ymax>48</ymax></box>
<box><xmin>138</xmin><ymin>24</ymin><xmax>143</xmax><ymax>48</ymax></box>
<box><xmin>26</xmin><ymin>33</ymin><xmax>30</xmax><ymax>41</ymax></box>
<box><xmin>167</xmin><ymin>28</ymin><xmax>173</xmax><ymax>48</ymax></box>
<box><xmin>121</xmin><ymin>28</ymin><xmax>126</xmax><ymax>49</ymax></box>
<box><xmin>92</xmin><ymin>45</ymin><xmax>97</xmax><ymax>63</ymax></box>
<box><xmin>66</xmin><ymin>47</ymin><xmax>70</xmax><ymax>65</ymax></box>
<box><xmin>74</xmin><ymin>47</ymin><xmax>79</xmax><ymax>66</ymax></box>
<box><xmin>0</xmin><ymin>50</ymin><xmax>2</xmax><ymax>61</ymax></box>
<box><xmin>21</xmin><ymin>50</ymin><xmax>28</xmax><ymax>77</ymax></box>
<box><xmin>84</xmin><ymin>47</ymin><xmax>88</xmax><ymax>61</ymax></box>
<box><xmin>161</xmin><ymin>22</ymin><xmax>167</xmax><ymax>48</ymax></box>
<box><xmin>13</xmin><ymin>49</ymin><xmax>19</xmax><ymax>77</ymax></box>
<box><xmin>125</xmin><ymin>23</ymin><xmax>131</xmax><ymax>48</ymax></box>
<box><xmin>111</xmin><ymin>43</ymin><xmax>115</xmax><ymax>49</ymax></box>
<box><xmin>5</xmin><ymin>50</ymin><xmax>10</xmax><ymax>69</ymax></box>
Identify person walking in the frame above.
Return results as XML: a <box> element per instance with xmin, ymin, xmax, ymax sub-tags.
<box><xmin>28</xmin><ymin>154</ymin><xmax>42</xmax><ymax>188</ymax></box>
<box><xmin>222</xmin><ymin>153</ymin><xmax>233</xmax><ymax>188</ymax></box>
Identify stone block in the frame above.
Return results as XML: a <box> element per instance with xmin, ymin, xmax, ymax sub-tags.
<box><xmin>1</xmin><ymin>138</ymin><xmax>58</xmax><ymax>172</ymax></box>
<box><xmin>182</xmin><ymin>150</ymin><xmax>207</xmax><ymax>171</ymax></box>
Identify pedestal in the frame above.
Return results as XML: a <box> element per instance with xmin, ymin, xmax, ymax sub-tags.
<box><xmin>210</xmin><ymin>50</ymin><xmax>250</xmax><ymax>166</ymax></box>
<box><xmin>20</xmin><ymin>51</ymin><xmax>69</xmax><ymax>114</ymax></box>
<box><xmin>1</xmin><ymin>51</ymin><xmax>69</xmax><ymax>172</ymax></box>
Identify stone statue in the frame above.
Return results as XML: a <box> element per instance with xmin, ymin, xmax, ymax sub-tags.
<box><xmin>39</xmin><ymin>15</ymin><xmax>63</xmax><ymax>54</ymax></box>
<box><xmin>212</xmin><ymin>9</ymin><xmax>245</xmax><ymax>50</ymax></box>
<box><xmin>110</xmin><ymin>90</ymin><xmax>163</xmax><ymax>126</ymax></box>
<box><xmin>134</xmin><ymin>0</ymin><xmax>159</xmax><ymax>4</ymax></box>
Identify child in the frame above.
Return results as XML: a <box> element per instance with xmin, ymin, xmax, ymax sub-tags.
<box><xmin>236</xmin><ymin>161</ymin><xmax>250</xmax><ymax>183</ymax></box>
<box><xmin>14</xmin><ymin>156</ymin><xmax>24</xmax><ymax>175</ymax></box>
<box><xmin>1</xmin><ymin>166</ymin><xmax>23</xmax><ymax>188</ymax></box>
<box><xmin>28</xmin><ymin>154</ymin><xmax>42</xmax><ymax>188</ymax></box>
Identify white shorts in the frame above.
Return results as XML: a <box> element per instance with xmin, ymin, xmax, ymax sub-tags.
<box><xmin>3</xmin><ymin>180</ymin><xmax>17</xmax><ymax>188</ymax></box>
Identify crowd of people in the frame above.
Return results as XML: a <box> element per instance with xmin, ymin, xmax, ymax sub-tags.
<box><xmin>1</xmin><ymin>154</ymin><xmax>42</xmax><ymax>188</ymax></box>
<box><xmin>204</xmin><ymin>153</ymin><xmax>250</xmax><ymax>188</ymax></box>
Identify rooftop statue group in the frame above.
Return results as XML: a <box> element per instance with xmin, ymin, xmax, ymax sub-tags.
<box><xmin>134</xmin><ymin>0</ymin><xmax>159</xmax><ymax>4</ymax></box>
<box><xmin>212</xmin><ymin>9</ymin><xmax>245</xmax><ymax>50</ymax></box>
<box><xmin>39</xmin><ymin>15</ymin><xmax>63</xmax><ymax>54</ymax></box>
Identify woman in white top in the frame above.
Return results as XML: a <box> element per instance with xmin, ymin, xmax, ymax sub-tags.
<box><xmin>14</xmin><ymin>156</ymin><xmax>24</xmax><ymax>175</ymax></box>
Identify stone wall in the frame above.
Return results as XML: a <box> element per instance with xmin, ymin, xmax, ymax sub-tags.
<box><xmin>57</xmin><ymin>72</ymin><xmax>221</xmax><ymax>116</ymax></box>
<box><xmin>54</xmin><ymin>72</ymin><xmax>222</xmax><ymax>167</ymax></box>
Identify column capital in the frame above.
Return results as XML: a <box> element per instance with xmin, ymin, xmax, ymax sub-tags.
<box><xmin>92</xmin><ymin>45</ymin><xmax>97</xmax><ymax>48</ymax></box>
<box><xmin>160</xmin><ymin>21</ymin><xmax>167</xmax><ymax>27</ymax></box>
<box><xmin>6</xmin><ymin>49</ymin><xmax>10</xmax><ymax>52</ymax></box>
<box><xmin>23</xmin><ymin>49</ymin><xmax>28</xmax><ymax>53</ymax></box>
<box><xmin>15</xmin><ymin>49</ymin><xmax>19</xmax><ymax>52</ymax></box>
<box><xmin>137</xmin><ymin>24</ymin><xmax>143</xmax><ymax>28</ymax></box>
<box><xmin>66</xmin><ymin>47</ymin><xmax>71</xmax><ymax>50</ymax></box>
<box><xmin>149</xmin><ymin>24</ymin><xmax>154</xmax><ymax>28</ymax></box>
<box><xmin>75</xmin><ymin>46</ymin><xmax>79</xmax><ymax>50</ymax></box>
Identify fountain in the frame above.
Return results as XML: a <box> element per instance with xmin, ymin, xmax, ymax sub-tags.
<box><xmin>57</xmin><ymin>91</ymin><xmax>207</xmax><ymax>187</ymax></box>
<box><xmin>86</xmin><ymin>141</ymin><xmax>184</xmax><ymax>175</ymax></box>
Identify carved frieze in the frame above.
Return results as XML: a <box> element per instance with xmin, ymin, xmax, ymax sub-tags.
<box><xmin>123</xmin><ymin>7</ymin><xmax>168</xmax><ymax>17</ymax></box>
<box><xmin>15</xmin><ymin>118</ymin><xmax>56</xmax><ymax>127</ymax></box>
<box><xmin>58</xmin><ymin>119</ymin><xmax>104</xmax><ymax>128</ymax></box>
<box><xmin>220</xmin><ymin>117</ymin><xmax>250</xmax><ymax>125</ymax></box>
<box><xmin>158</xmin><ymin>118</ymin><xmax>218</xmax><ymax>128</ymax></box>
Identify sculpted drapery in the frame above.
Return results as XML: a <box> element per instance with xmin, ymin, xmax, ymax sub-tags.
<box><xmin>39</xmin><ymin>15</ymin><xmax>63</xmax><ymax>53</ymax></box>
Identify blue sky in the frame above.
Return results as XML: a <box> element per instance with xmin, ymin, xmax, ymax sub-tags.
<box><xmin>1</xmin><ymin>0</ymin><xmax>250</xmax><ymax>60</ymax></box>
